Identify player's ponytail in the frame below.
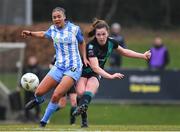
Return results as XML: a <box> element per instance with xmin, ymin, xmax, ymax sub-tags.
<box><xmin>88</xmin><ymin>18</ymin><xmax>109</xmax><ymax>37</ymax></box>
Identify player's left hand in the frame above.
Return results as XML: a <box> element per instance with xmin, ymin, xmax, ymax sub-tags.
<box><xmin>144</xmin><ymin>50</ymin><xmax>151</xmax><ymax>60</ymax></box>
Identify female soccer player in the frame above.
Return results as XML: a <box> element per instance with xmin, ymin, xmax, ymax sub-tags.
<box><xmin>21</xmin><ymin>7</ymin><xmax>89</xmax><ymax>127</ymax></box>
<box><xmin>73</xmin><ymin>19</ymin><xmax>151</xmax><ymax>127</ymax></box>
<box><xmin>49</xmin><ymin>55</ymin><xmax>77</xmax><ymax>125</ymax></box>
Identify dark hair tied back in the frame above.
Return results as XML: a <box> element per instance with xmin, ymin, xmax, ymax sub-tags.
<box><xmin>88</xmin><ymin>18</ymin><xmax>109</xmax><ymax>37</ymax></box>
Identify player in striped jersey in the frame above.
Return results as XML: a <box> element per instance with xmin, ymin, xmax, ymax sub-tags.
<box><xmin>21</xmin><ymin>7</ymin><xmax>89</xmax><ymax>127</ymax></box>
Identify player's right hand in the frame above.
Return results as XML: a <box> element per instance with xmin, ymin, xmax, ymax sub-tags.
<box><xmin>111</xmin><ymin>73</ymin><xmax>124</xmax><ymax>79</ymax></box>
<box><xmin>21</xmin><ymin>30</ymin><xmax>31</xmax><ymax>38</ymax></box>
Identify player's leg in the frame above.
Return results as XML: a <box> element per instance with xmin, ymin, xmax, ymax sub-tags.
<box><xmin>58</xmin><ymin>96</ymin><xmax>67</xmax><ymax>109</ymax></box>
<box><xmin>25</xmin><ymin>66</ymin><xmax>63</xmax><ymax>110</ymax></box>
<box><xmin>79</xmin><ymin>77</ymin><xmax>99</xmax><ymax>127</ymax></box>
<box><xmin>76</xmin><ymin>77</ymin><xmax>88</xmax><ymax>96</ymax></box>
<box><xmin>73</xmin><ymin>77</ymin><xmax>99</xmax><ymax>115</ymax></box>
<box><xmin>69</xmin><ymin>92</ymin><xmax>77</xmax><ymax>125</ymax></box>
<box><xmin>25</xmin><ymin>75</ymin><xmax>58</xmax><ymax>110</ymax></box>
<box><xmin>74</xmin><ymin>77</ymin><xmax>90</xmax><ymax>127</ymax></box>
<box><xmin>40</xmin><ymin>68</ymin><xmax>82</xmax><ymax>127</ymax></box>
<box><xmin>81</xmin><ymin>111</ymin><xmax>88</xmax><ymax>128</ymax></box>
<box><xmin>82</xmin><ymin>76</ymin><xmax>99</xmax><ymax>105</ymax></box>
<box><xmin>40</xmin><ymin>75</ymin><xmax>74</xmax><ymax>127</ymax></box>
<box><xmin>75</xmin><ymin>77</ymin><xmax>87</xmax><ymax>115</ymax></box>
<box><xmin>43</xmin><ymin>95</ymin><xmax>67</xmax><ymax>125</ymax></box>
<box><xmin>75</xmin><ymin>77</ymin><xmax>88</xmax><ymax>114</ymax></box>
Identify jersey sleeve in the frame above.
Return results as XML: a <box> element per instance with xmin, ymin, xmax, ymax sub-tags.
<box><xmin>109</xmin><ymin>38</ymin><xmax>119</xmax><ymax>49</ymax></box>
<box><xmin>87</xmin><ymin>43</ymin><xmax>97</xmax><ymax>57</ymax></box>
<box><xmin>44</xmin><ymin>26</ymin><xmax>53</xmax><ymax>39</ymax></box>
<box><xmin>76</xmin><ymin>27</ymin><xmax>84</xmax><ymax>44</ymax></box>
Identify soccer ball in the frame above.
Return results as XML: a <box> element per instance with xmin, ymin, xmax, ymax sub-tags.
<box><xmin>21</xmin><ymin>73</ymin><xmax>39</xmax><ymax>91</ymax></box>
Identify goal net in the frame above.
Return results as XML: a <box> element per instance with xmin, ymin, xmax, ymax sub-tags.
<box><xmin>0</xmin><ymin>43</ymin><xmax>26</xmax><ymax>120</ymax></box>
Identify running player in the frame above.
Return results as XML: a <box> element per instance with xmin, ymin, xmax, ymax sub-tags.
<box><xmin>49</xmin><ymin>55</ymin><xmax>77</xmax><ymax>125</ymax></box>
<box><xmin>21</xmin><ymin>7</ymin><xmax>89</xmax><ymax>127</ymax></box>
<box><xmin>73</xmin><ymin>19</ymin><xmax>151</xmax><ymax>127</ymax></box>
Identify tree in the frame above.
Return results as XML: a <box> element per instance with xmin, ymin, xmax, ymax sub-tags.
<box><xmin>105</xmin><ymin>0</ymin><xmax>118</xmax><ymax>23</ymax></box>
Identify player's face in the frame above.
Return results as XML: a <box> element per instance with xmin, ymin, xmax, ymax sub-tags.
<box><xmin>52</xmin><ymin>11</ymin><xmax>66</xmax><ymax>28</ymax></box>
<box><xmin>95</xmin><ymin>28</ymin><xmax>109</xmax><ymax>46</ymax></box>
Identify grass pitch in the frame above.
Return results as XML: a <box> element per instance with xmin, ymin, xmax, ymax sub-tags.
<box><xmin>1</xmin><ymin>104</ymin><xmax>180</xmax><ymax>131</ymax></box>
<box><xmin>0</xmin><ymin>124</ymin><xmax>180</xmax><ymax>131</ymax></box>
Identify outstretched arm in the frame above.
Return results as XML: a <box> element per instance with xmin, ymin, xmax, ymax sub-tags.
<box><xmin>21</xmin><ymin>30</ymin><xmax>46</xmax><ymax>38</ymax></box>
<box><xmin>89</xmin><ymin>57</ymin><xmax>124</xmax><ymax>79</ymax></box>
<box><xmin>116</xmin><ymin>45</ymin><xmax>151</xmax><ymax>60</ymax></box>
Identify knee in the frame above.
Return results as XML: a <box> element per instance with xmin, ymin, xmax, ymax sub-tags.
<box><xmin>76</xmin><ymin>90</ymin><xmax>85</xmax><ymax>96</ymax></box>
<box><xmin>59</xmin><ymin>99</ymin><xmax>66</xmax><ymax>108</ymax></box>
<box><xmin>60</xmin><ymin>102</ymin><xmax>66</xmax><ymax>108</ymax></box>
<box><xmin>51</xmin><ymin>92</ymin><xmax>64</xmax><ymax>103</ymax></box>
<box><xmin>51</xmin><ymin>93</ymin><xmax>60</xmax><ymax>103</ymax></box>
<box><xmin>70</xmin><ymin>99</ymin><xmax>77</xmax><ymax>106</ymax></box>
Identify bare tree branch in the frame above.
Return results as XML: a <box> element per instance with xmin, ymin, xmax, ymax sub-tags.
<box><xmin>161</xmin><ymin>0</ymin><xmax>171</xmax><ymax>26</ymax></box>
<box><xmin>96</xmin><ymin>0</ymin><xmax>105</xmax><ymax>18</ymax></box>
<box><xmin>105</xmin><ymin>0</ymin><xmax>118</xmax><ymax>23</ymax></box>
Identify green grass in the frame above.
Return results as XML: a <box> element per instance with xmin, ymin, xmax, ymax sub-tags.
<box><xmin>1</xmin><ymin>103</ymin><xmax>180</xmax><ymax>131</ymax></box>
<box><xmin>1</xmin><ymin>124</ymin><xmax>180</xmax><ymax>131</ymax></box>
<box><xmin>0</xmin><ymin>73</ymin><xmax>18</xmax><ymax>90</ymax></box>
<box><xmin>46</xmin><ymin>103</ymin><xmax>180</xmax><ymax>125</ymax></box>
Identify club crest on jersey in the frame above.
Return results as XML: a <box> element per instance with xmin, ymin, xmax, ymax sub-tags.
<box><xmin>70</xmin><ymin>67</ymin><xmax>77</xmax><ymax>72</ymax></box>
<box><xmin>88</xmin><ymin>44</ymin><xmax>93</xmax><ymax>49</ymax></box>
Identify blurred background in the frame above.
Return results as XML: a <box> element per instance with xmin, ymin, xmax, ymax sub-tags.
<box><xmin>0</xmin><ymin>0</ymin><xmax>180</xmax><ymax>126</ymax></box>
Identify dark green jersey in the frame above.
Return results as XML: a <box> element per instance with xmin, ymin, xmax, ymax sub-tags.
<box><xmin>82</xmin><ymin>37</ymin><xmax>119</xmax><ymax>75</ymax></box>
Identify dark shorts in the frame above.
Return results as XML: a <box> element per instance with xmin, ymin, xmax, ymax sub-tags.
<box><xmin>81</xmin><ymin>72</ymin><xmax>101</xmax><ymax>81</ymax></box>
<box><xmin>63</xmin><ymin>86</ymin><xmax>76</xmax><ymax>97</ymax></box>
<box><xmin>67</xmin><ymin>86</ymin><xmax>76</xmax><ymax>95</ymax></box>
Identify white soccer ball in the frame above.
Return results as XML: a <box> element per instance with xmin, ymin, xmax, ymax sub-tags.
<box><xmin>21</xmin><ymin>73</ymin><xmax>39</xmax><ymax>92</ymax></box>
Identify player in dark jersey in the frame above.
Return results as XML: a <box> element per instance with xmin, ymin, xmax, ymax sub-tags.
<box><xmin>73</xmin><ymin>19</ymin><xmax>151</xmax><ymax>127</ymax></box>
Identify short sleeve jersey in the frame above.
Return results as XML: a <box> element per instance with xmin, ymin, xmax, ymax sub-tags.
<box><xmin>82</xmin><ymin>37</ymin><xmax>119</xmax><ymax>74</ymax></box>
<box><xmin>44</xmin><ymin>21</ymin><xmax>84</xmax><ymax>70</ymax></box>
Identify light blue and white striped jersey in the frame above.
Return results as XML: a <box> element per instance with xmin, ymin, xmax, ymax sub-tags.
<box><xmin>45</xmin><ymin>21</ymin><xmax>84</xmax><ymax>70</ymax></box>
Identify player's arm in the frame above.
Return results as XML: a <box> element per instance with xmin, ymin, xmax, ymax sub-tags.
<box><xmin>76</xmin><ymin>27</ymin><xmax>89</xmax><ymax>66</ymax></box>
<box><xmin>21</xmin><ymin>30</ymin><xmax>46</xmax><ymax>38</ymax></box>
<box><xmin>78</xmin><ymin>40</ymin><xmax>89</xmax><ymax>66</ymax></box>
<box><xmin>89</xmin><ymin>57</ymin><xmax>124</xmax><ymax>79</ymax></box>
<box><xmin>116</xmin><ymin>45</ymin><xmax>151</xmax><ymax>60</ymax></box>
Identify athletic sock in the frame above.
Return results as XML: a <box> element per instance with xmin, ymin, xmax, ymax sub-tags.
<box><xmin>41</xmin><ymin>101</ymin><xmax>60</xmax><ymax>123</ymax></box>
<box><xmin>81</xmin><ymin>111</ymin><xmax>87</xmax><ymax>122</ymax></box>
<box><xmin>79</xmin><ymin>91</ymin><xmax>94</xmax><ymax>106</ymax></box>
<box><xmin>34</xmin><ymin>94</ymin><xmax>44</xmax><ymax>104</ymax></box>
